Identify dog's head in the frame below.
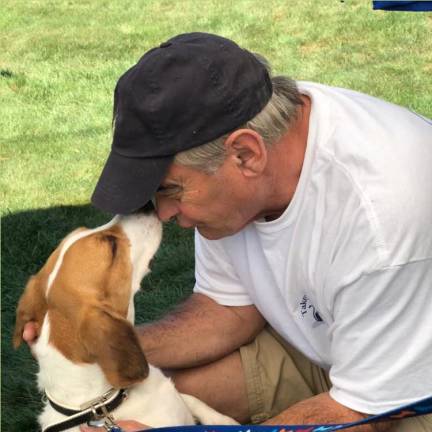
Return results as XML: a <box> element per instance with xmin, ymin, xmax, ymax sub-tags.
<box><xmin>13</xmin><ymin>209</ymin><xmax>162</xmax><ymax>388</ymax></box>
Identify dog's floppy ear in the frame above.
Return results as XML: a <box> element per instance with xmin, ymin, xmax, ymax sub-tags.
<box><xmin>79</xmin><ymin>307</ymin><xmax>149</xmax><ymax>388</ymax></box>
<box><xmin>13</xmin><ymin>276</ymin><xmax>47</xmax><ymax>349</ymax></box>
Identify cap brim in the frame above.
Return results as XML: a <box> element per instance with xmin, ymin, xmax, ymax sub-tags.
<box><xmin>91</xmin><ymin>151</ymin><xmax>173</xmax><ymax>214</ymax></box>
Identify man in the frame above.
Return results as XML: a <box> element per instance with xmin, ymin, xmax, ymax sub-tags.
<box><xmin>28</xmin><ymin>33</ymin><xmax>432</xmax><ymax>431</ymax></box>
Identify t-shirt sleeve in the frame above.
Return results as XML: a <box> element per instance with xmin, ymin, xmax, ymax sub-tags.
<box><xmin>193</xmin><ymin>230</ymin><xmax>253</xmax><ymax>306</ymax></box>
<box><xmin>328</xmin><ymin>259</ymin><xmax>432</xmax><ymax>414</ymax></box>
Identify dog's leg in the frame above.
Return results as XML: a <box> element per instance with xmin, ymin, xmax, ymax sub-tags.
<box><xmin>180</xmin><ymin>393</ymin><xmax>239</xmax><ymax>425</ymax></box>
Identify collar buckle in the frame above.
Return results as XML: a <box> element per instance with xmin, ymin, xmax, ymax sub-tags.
<box><xmin>88</xmin><ymin>405</ymin><xmax>120</xmax><ymax>430</ymax></box>
<box><xmin>80</xmin><ymin>388</ymin><xmax>117</xmax><ymax>411</ymax></box>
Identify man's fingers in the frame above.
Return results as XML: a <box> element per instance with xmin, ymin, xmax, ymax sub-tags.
<box><xmin>23</xmin><ymin>322</ymin><xmax>39</xmax><ymax>344</ymax></box>
<box><xmin>80</xmin><ymin>420</ymin><xmax>149</xmax><ymax>431</ymax></box>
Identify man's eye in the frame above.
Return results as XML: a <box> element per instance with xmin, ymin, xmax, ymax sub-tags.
<box><xmin>157</xmin><ymin>185</ymin><xmax>182</xmax><ymax>197</ymax></box>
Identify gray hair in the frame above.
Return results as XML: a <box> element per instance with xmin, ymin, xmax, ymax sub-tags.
<box><xmin>174</xmin><ymin>54</ymin><xmax>303</xmax><ymax>173</ymax></box>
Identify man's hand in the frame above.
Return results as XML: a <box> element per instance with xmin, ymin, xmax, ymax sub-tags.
<box><xmin>264</xmin><ymin>393</ymin><xmax>392</xmax><ymax>432</ymax></box>
<box><xmin>80</xmin><ymin>420</ymin><xmax>148</xmax><ymax>431</ymax></box>
<box><xmin>23</xmin><ymin>321</ymin><xmax>39</xmax><ymax>345</ymax></box>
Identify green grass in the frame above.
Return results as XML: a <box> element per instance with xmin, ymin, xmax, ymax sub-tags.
<box><xmin>1</xmin><ymin>1</ymin><xmax>431</xmax><ymax>430</ymax></box>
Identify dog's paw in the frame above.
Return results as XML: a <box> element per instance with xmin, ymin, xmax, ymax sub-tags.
<box><xmin>181</xmin><ymin>393</ymin><xmax>240</xmax><ymax>426</ymax></box>
<box><xmin>201</xmin><ymin>413</ymin><xmax>239</xmax><ymax>425</ymax></box>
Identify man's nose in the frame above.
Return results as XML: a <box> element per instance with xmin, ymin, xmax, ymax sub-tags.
<box><xmin>155</xmin><ymin>195</ymin><xmax>180</xmax><ymax>222</ymax></box>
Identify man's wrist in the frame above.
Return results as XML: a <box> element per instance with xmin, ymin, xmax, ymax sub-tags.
<box><xmin>263</xmin><ymin>393</ymin><xmax>392</xmax><ymax>432</ymax></box>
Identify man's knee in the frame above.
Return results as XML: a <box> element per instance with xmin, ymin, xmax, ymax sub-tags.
<box><xmin>168</xmin><ymin>351</ymin><xmax>250</xmax><ymax>422</ymax></box>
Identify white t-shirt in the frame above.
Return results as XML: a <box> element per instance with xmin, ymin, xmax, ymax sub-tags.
<box><xmin>193</xmin><ymin>82</ymin><xmax>432</xmax><ymax>414</ymax></box>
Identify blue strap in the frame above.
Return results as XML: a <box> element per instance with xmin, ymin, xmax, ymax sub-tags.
<box><xmin>143</xmin><ymin>395</ymin><xmax>432</xmax><ymax>432</ymax></box>
<box><xmin>373</xmin><ymin>1</ymin><xmax>432</xmax><ymax>11</ymax></box>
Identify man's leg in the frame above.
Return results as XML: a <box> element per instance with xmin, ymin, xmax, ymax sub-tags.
<box><xmin>170</xmin><ymin>326</ymin><xmax>330</xmax><ymax>423</ymax></box>
<box><xmin>391</xmin><ymin>414</ymin><xmax>432</xmax><ymax>431</ymax></box>
<box><xmin>170</xmin><ymin>350</ymin><xmax>250</xmax><ymax>422</ymax></box>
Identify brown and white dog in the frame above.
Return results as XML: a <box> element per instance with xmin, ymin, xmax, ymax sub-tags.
<box><xmin>13</xmin><ymin>208</ymin><xmax>237</xmax><ymax>431</ymax></box>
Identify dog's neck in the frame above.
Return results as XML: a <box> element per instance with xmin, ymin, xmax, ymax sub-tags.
<box><xmin>35</xmin><ymin>316</ymin><xmax>110</xmax><ymax>407</ymax></box>
<box><xmin>35</xmin><ymin>307</ymin><xmax>135</xmax><ymax>408</ymax></box>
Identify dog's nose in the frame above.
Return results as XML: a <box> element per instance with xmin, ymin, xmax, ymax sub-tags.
<box><xmin>134</xmin><ymin>201</ymin><xmax>155</xmax><ymax>214</ymax></box>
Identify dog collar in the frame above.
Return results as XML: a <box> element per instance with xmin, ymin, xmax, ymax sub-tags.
<box><xmin>43</xmin><ymin>388</ymin><xmax>127</xmax><ymax>432</ymax></box>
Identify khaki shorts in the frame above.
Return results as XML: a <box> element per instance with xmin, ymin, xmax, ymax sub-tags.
<box><xmin>240</xmin><ymin>327</ymin><xmax>432</xmax><ymax>431</ymax></box>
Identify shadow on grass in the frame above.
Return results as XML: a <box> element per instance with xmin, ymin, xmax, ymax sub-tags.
<box><xmin>1</xmin><ymin>204</ymin><xmax>195</xmax><ymax>431</ymax></box>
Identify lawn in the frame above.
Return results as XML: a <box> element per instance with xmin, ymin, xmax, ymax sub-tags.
<box><xmin>1</xmin><ymin>1</ymin><xmax>431</xmax><ymax>430</ymax></box>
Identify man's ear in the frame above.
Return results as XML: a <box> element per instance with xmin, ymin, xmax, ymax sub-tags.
<box><xmin>13</xmin><ymin>276</ymin><xmax>47</xmax><ymax>349</ymax></box>
<box><xmin>224</xmin><ymin>129</ymin><xmax>267</xmax><ymax>176</ymax></box>
<box><xmin>79</xmin><ymin>307</ymin><xmax>149</xmax><ymax>388</ymax></box>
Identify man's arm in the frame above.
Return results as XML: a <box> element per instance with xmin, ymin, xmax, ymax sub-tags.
<box><xmin>265</xmin><ymin>393</ymin><xmax>392</xmax><ymax>432</ymax></box>
<box><xmin>136</xmin><ymin>292</ymin><xmax>266</xmax><ymax>369</ymax></box>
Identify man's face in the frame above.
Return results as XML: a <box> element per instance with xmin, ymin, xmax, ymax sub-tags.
<box><xmin>155</xmin><ymin>162</ymin><xmax>261</xmax><ymax>240</ymax></box>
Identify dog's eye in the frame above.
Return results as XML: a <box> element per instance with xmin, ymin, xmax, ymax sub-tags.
<box><xmin>104</xmin><ymin>235</ymin><xmax>117</xmax><ymax>258</ymax></box>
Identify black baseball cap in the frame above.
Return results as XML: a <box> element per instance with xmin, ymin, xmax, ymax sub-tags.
<box><xmin>91</xmin><ymin>32</ymin><xmax>273</xmax><ymax>214</ymax></box>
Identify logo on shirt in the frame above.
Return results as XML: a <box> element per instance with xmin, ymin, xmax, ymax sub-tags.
<box><xmin>300</xmin><ymin>295</ymin><xmax>323</xmax><ymax>323</ymax></box>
